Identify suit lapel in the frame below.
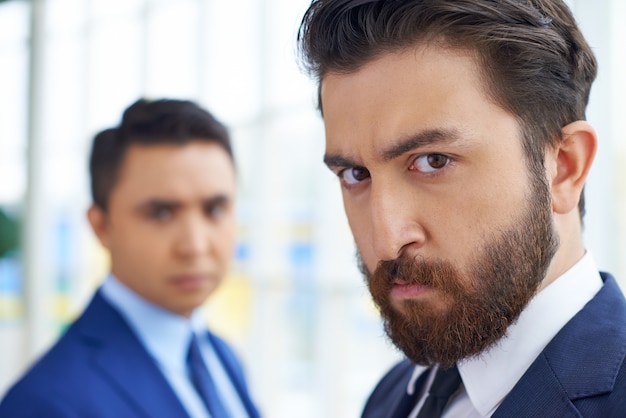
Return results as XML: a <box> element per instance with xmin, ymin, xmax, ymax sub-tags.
<box><xmin>361</xmin><ymin>360</ymin><xmax>428</xmax><ymax>418</ymax></box>
<box><xmin>387</xmin><ymin>369</ymin><xmax>430</xmax><ymax>418</ymax></box>
<box><xmin>492</xmin><ymin>354</ymin><xmax>582</xmax><ymax>418</ymax></box>
<box><xmin>494</xmin><ymin>273</ymin><xmax>626</xmax><ymax>417</ymax></box>
<box><xmin>207</xmin><ymin>332</ymin><xmax>260</xmax><ymax>418</ymax></box>
<box><xmin>77</xmin><ymin>291</ymin><xmax>190</xmax><ymax>418</ymax></box>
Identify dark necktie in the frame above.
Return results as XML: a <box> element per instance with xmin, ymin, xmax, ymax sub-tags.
<box><xmin>415</xmin><ymin>365</ymin><xmax>462</xmax><ymax>418</ymax></box>
<box><xmin>187</xmin><ymin>333</ymin><xmax>230</xmax><ymax>418</ymax></box>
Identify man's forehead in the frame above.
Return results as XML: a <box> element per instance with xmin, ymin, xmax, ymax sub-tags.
<box><xmin>112</xmin><ymin>142</ymin><xmax>236</xmax><ymax>199</ymax></box>
<box><xmin>120</xmin><ymin>141</ymin><xmax>233</xmax><ymax>171</ymax></box>
<box><xmin>318</xmin><ymin>43</ymin><xmax>487</xmax><ymax>112</ymax></box>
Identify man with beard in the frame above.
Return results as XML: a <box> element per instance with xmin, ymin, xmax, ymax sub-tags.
<box><xmin>297</xmin><ymin>0</ymin><xmax>626</xmax><ymax>417</ymax></box>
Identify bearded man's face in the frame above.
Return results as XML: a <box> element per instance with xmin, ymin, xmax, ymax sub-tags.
<box><xmin>363</xmin><ymin>173</ymin><xmax>558</xmax><ymax>367</ymax></box>
<box><xmin>321</xmin><ymin>46</ymin><xmax>558</xmax><ymax>366</ymax></box>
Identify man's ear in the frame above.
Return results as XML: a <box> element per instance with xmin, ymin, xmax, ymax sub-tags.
<box><xmin>87</xmin><ymin>204</ymin><xmax>111</xmax><ymax>250</ymax></box>
<box><xmin>551</xmin><ymin>120</ymin><xmax>597</xmax><ymax>215</ymax></box>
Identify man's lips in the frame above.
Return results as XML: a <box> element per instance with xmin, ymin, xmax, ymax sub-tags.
<box><xmin>170</xmin><ymin>274</ymin><xmax>211</xmax><ymax>291</ymax></box>
<box><xmin>390</xmin><ymin>279</ymin><xmax>432</xmax><ymax>299</ymax></box>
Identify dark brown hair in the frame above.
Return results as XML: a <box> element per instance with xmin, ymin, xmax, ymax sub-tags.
<box><xmin>89</xmin><ymin>98</ymin><xmax>232</xmax><ymax>211</ymax></box>
<box><xmin>297</xmin><ymin>0</ymin><xmax>597</xmax><ymax>219</ymax></box>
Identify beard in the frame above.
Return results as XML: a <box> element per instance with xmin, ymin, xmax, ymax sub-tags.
<box><xmin>362</xmin><ymin>173</ymin><xmax>559</xmax><ymax>368</ymax></box>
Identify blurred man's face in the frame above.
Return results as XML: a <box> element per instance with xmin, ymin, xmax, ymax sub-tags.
<box><xmin>89</xmin><ymin>141</ymin><xmax>237</xmax><ymax>317</ymax></box>
<box><xmin>321</xmin><ymin>45</ymin><xmax>557</xmax><ymax>365</ymax></box>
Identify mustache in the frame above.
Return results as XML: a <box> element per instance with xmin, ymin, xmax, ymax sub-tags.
<box><xmin>362</xmin><ymin>251</ymin><xmax>461</xmax><ymax>291</ymax></box>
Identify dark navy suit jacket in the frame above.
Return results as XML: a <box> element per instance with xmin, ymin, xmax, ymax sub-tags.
<box><xmin>362</xmin><ymin>273</ymin><xmax>626</xmax><ymax>418</ymax></box>
<box><xmin>0</xmin><ymin>290</ymin><xmax>260</xmax><ymax>418</ymax></box>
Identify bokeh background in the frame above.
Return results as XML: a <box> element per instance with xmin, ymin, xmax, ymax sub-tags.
<box><xmin>0</xmin><ymin>0</ymin><xmax>624</xmax><ymax>416</ymax></box>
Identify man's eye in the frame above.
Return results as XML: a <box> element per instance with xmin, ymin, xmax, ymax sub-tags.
<box><xmin>340</xmin><ymin>167</ymin><xmax>370</xmax><ymax>185</ymax></box>
<box><xmin>413</xmin><ymin>154</ymin><xmax>450</xmax><ymax>173</ymax></box>
<box><xmin>205</xmin><ymin>204</ymin><xmax>226</xmax><ymax>219</ymax></box>
<box><xmin>148</xmin><ymin>207</ymin><xmax>172</xmax><ymax>220</ymax></box>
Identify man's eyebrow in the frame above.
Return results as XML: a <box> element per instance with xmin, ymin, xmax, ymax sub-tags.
<box><xmin>323</xmin><ymin>154</ymin><xmax>357</xmax><ymax>169</ymax></box>
<box><xmin>323</xmin><ymin>128</ymin><xmax>462</xmax><ymax>169</ymax></box>
<box><xmin>203</xmin><ymin>194</ymin><xmax>230</xmax><ymax>206</ymax></box>
<box><xmin>381</xmin><ymin>128</ymin><xmax>462</xmax><ymax>161</ymax></box>
<box><xmin>137</xmin><ymin>199</ymin><xmax>182</xmax><ymax>211</ymax></box>
<box><xmin>136</xmin><ymin>195</ymin><xmax>231</xmax><ymax>211</ymax></box>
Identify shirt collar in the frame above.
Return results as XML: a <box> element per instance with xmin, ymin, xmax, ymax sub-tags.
<box><xmin>457</xmin><ymin>252</ymin><xmax>603</xmax><ymax>416</ymax></box>
<box><xmin>100</xmin><ymin>274</ymin><xmax>206</xmax><ymax>374</ymax></box>
<box><xmin>407</xmin><ymin>364</ymin><xmax>430</xmax><ymax>395</ymax></box>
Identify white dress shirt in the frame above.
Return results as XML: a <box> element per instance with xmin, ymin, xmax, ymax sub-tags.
<box><xmin>101</xmin><ymin>274</ymin><xmax>249</xmax><ymax>418</ymax></box>
<box><xmin>407</xmin><ymin>252</ymin><xmax>603</xmax><ymax>418</ymax></box>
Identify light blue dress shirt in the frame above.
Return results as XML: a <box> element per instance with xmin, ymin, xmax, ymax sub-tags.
<box><xmin>100</xmin><ymin>274</ymin><xmax>249</xmax><ymax>418</ymax></box>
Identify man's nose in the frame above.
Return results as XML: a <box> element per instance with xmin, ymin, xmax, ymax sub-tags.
<box><xmin>174</xmin><ymin>215</ymin><xmax>210</xmax><ymax>258</ymax></box>
<box><xmin>369</xmin><ymin>182</ymin><xmax>426</xmax><ymax>261</ymax></box>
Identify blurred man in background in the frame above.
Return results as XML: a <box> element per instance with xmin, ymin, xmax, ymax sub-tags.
<box><xmin>298</xmin><ymin>0</ymin><xmax>626</xmax><ymax>417</ymax></box>
<box><xmin>0</xmin><ymin>98</ymin><xmax>260</xmax><ymax>418</ymax></box>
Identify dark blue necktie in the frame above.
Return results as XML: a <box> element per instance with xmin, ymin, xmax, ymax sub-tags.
<box><xmin>415</xmin><ymin>365</ymin><xmax>461</xmax><ymax>418</ymax></box>
<box><xmin>187</xmin><ymin>333</ymin><xmax>230</xmax><ymax>418</ymax></box>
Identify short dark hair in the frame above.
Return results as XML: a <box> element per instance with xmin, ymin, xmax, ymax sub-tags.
<box><xmin>89</xmin><ymin>98</ymin><xmax>233</xmax><ymax>211</ymax></box>
<box><xmin>297</xmin><ymin>0</ymin><xmax>597</xmax><ymax>219</ymax></box>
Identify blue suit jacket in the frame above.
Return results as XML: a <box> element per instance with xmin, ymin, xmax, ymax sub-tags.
<box><xmin>0</xmin><ymin>290</ymin><xmax>261</xmax><ymax>418</ymax></box>
<box><xmin>362</xmin><ymin>273</ymin><xmax>626</xmax><ymax>418</ymax></box>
